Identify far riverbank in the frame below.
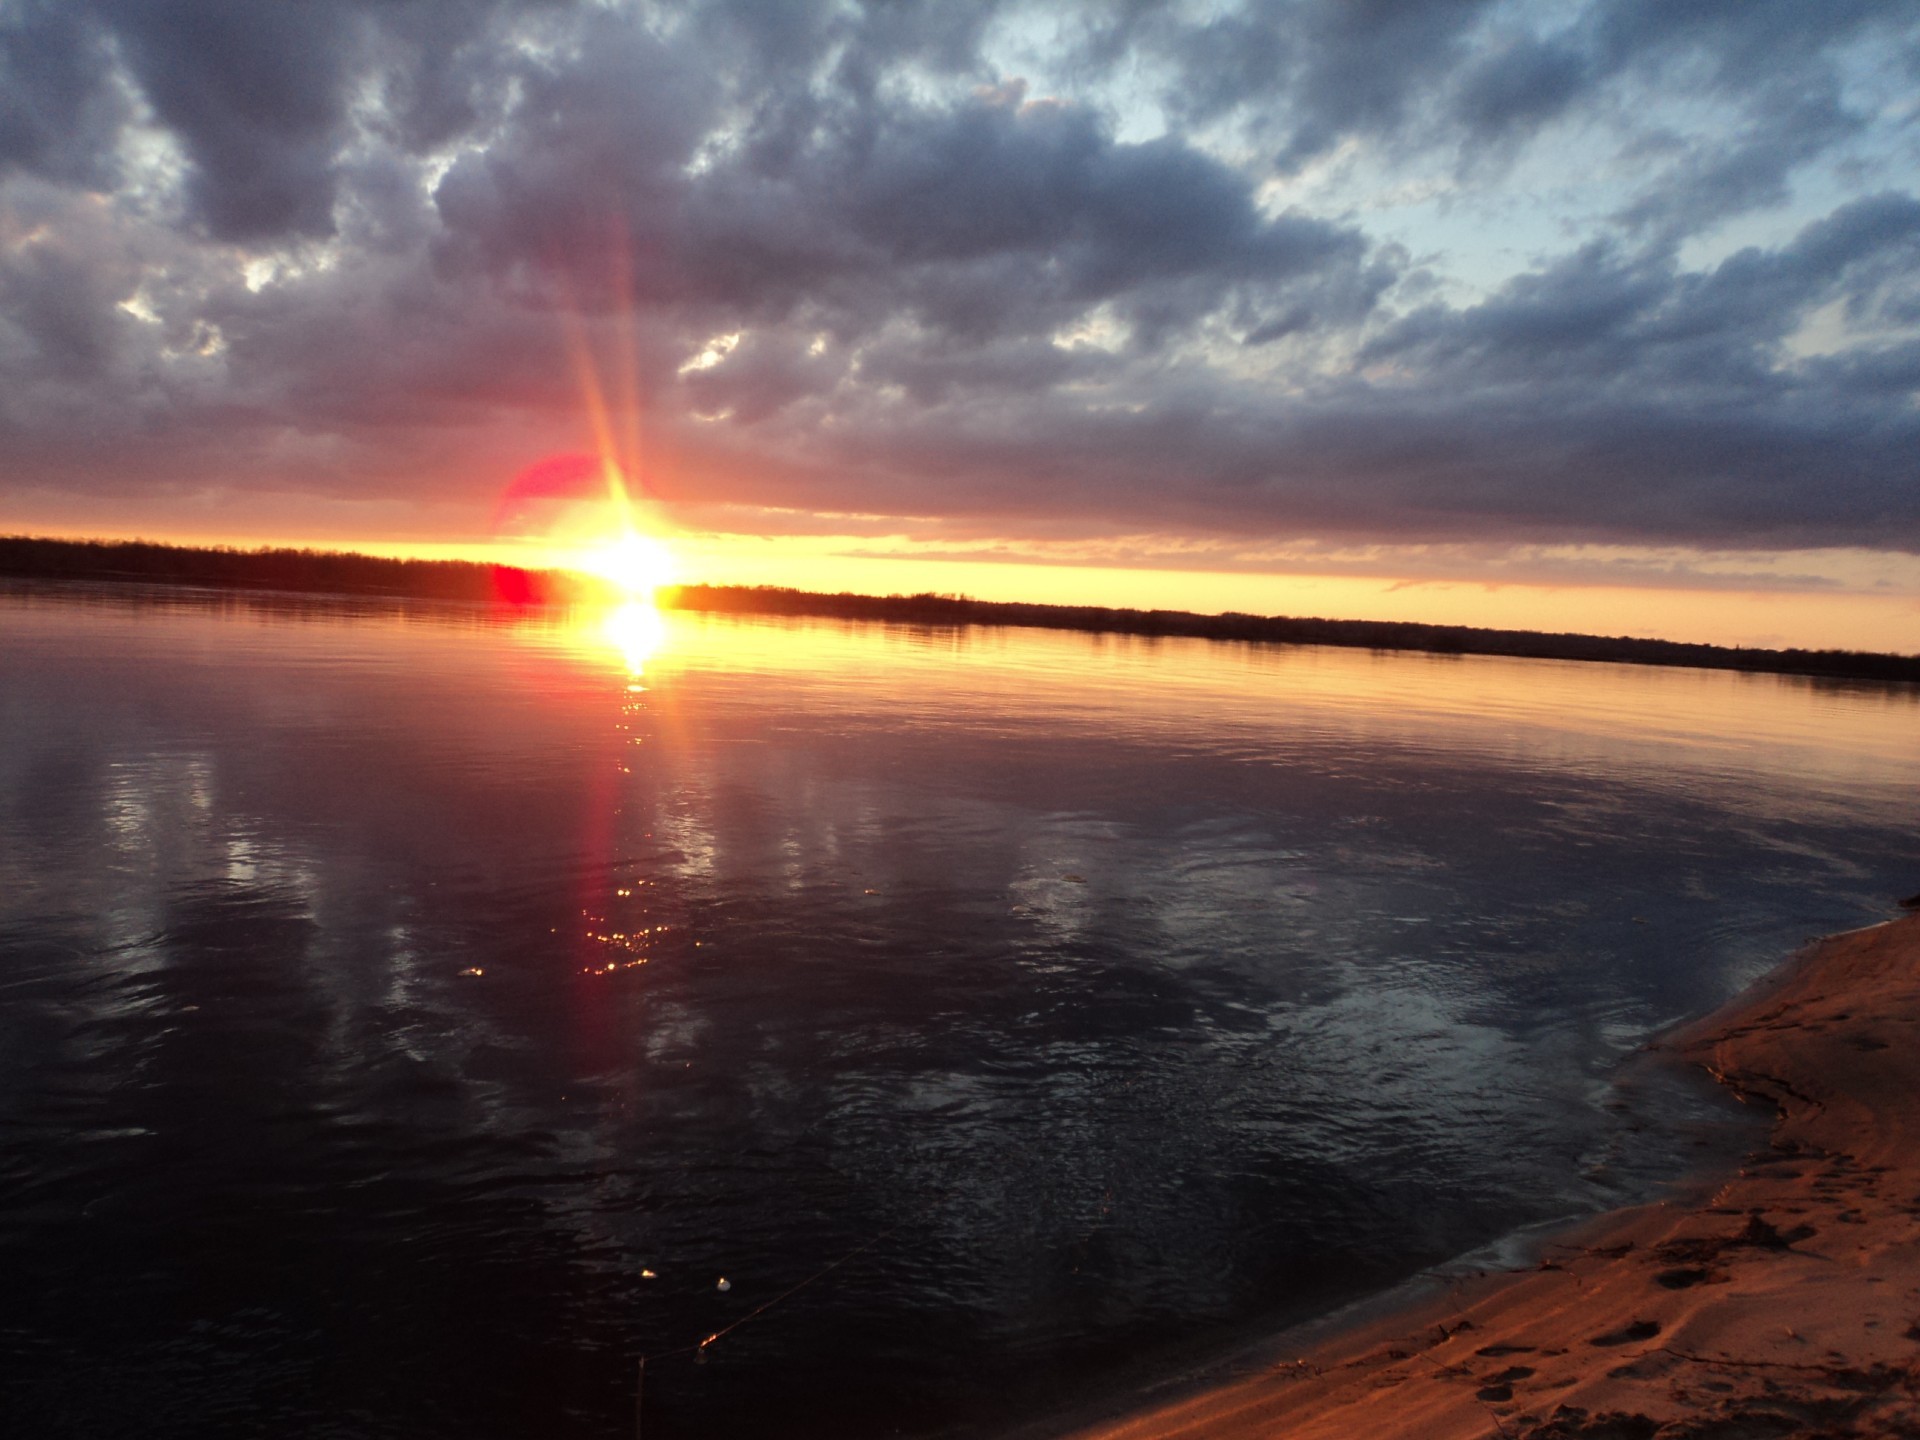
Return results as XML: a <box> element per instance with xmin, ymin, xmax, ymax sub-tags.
<box><xmin>3</xmin><ymin>534</ymin><xmax>1917</xmax><ymax>685</ymax></box>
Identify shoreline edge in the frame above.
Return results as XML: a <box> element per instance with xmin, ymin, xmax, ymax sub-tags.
<box><xmin>1045</xmin><ymin>911</ymin><xmax>1920</xmax><ymax>1440</ymax></box>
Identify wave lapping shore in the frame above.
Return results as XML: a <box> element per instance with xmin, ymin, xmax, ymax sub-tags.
<box><xmin>1063</xmin><ymin>914</ymin><xmax>1920</xmax><ymax>1440</ymax></box>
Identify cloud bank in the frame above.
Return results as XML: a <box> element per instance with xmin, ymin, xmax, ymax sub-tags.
<box><xmin>1</xmin><ymin>0</ymin><xmax>1917</xmax><ymax>563</ymax></box>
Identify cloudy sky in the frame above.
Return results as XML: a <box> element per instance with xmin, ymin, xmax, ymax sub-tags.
<box><xmin>3</xmin><ymin>0</ymin><xmax>1918</xmax><ymax>646</ymax></box>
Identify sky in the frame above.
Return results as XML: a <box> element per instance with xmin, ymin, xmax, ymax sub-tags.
<box><xmin>2</xmin><ymin>0</ymin><xmax>1919</xmax><ymax>650</ymax></box>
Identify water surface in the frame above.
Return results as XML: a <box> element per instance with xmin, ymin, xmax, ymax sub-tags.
<box><xmin>1</xmin><ymin>583</ymin><xmax>1915</xmax><ymax>1438</ymax></box>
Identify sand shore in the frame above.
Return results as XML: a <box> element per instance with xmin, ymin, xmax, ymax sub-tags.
<box><xmin>1060</xmin><ymin>912</ymin><xmax>1920</xmax><ymax>1440</ymax></box>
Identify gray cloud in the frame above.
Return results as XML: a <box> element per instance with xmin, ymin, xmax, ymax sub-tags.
<box><xmin>1365</xmin><ymin>194</ymin><xmax>1920</xmax><ymax>389</ymax></box>
<box><xmin>0</xmin><ymin>0</ymin><xmax>1917</xmax><ymax>562</ymax></box>
<box><xmin>0</xmin><ymin>2</ymin><xmax>127</xmax><ymax>187</ymax></box>
<box><xmin>100</xmin><ymin>0</ymin><xmax>363</xmax><ymax>239</ymax></box>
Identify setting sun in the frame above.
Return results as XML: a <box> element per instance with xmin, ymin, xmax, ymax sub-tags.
<box><xmin>489</xmin><ymin>450</ymin><xmax>680</xmax><ymax>603</ymax></box>
<box><xmin>572</xmin><ymin>528</ymin><xmax>677</xmax><ymax>600</ymax></box>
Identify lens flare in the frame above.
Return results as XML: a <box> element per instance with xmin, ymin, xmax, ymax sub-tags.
<box><xmin>491</xmin><ymin>231</ymin><xmax>681</xmax><ymax>642</ymax></box>
<box><xmin>493</xmin><ymin>452</ymin><xmax>677</xmax><ymax>601</ymax></box>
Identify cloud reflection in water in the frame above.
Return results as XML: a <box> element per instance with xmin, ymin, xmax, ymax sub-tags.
<box><xmin>0</xmin><ymin>587</ymin><xmax>1915</xmax><ymax>1439</ymax></box>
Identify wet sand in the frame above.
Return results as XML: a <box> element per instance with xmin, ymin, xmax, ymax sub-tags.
<box><xmin>1061</xmin><ymin>912</ymin><xmax>1920</xmax><ymax>1440</ymax></box>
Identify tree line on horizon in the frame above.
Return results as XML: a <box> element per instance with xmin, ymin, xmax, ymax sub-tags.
<box><xmin>0</xmin><ymin>534</ymin><xmax>564</xmax><ymax>602</ymax></box>
<box><xmin>3</xmin><ymin>534</ymin><xmax>1916</xmax><ymax>686</ymax></box>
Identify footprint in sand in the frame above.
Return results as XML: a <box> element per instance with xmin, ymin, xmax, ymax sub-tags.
<box><xmin>1654</xmin><ymin>1266</ymin><xmax>1724</xmax><ymax>1289</ymax></box>
<box><xmin>1589</xmin><ymin>1319</ymin><xmax>1662</xmax><ymax>1346</ymax></box>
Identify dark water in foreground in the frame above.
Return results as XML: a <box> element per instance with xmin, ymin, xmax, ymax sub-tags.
<box><xmin>1</xmin><ymin>584</ymin><xmax>1915</xmax><ymax>1439</ymax></box>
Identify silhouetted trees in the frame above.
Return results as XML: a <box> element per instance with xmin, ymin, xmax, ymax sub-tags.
<box><xmin>0</xmin><ymin>535</ymin><xmax>592</xmax><ymax>604</ymax></box>
<box><xmin>664</xmin><ymin>584</ymin><xmax>1920</xmax><ymax>684</ymax></box>
<box><xmin>4</xmin><ymin>536</ymin><xmax>1915</xmax><ymax>685</ymax></box>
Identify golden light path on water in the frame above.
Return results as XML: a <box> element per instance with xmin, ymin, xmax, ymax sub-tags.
<box><xmin>3</xmin><ymin>582</ymin><xmax>1917</xmax><ymax>1440</ymax></box>
<box><xmin>514</xmin><ymin>597</ymin><xmax>1920</xmax><ymax>802</ymax></box>
<box><xmin>597</xmin><ymin>598</ymin><xmax>670</xmax><ymax>679</ymax></box>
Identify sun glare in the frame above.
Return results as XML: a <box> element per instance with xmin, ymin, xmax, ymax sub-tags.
<box><xmin>574</xmin><ymin>528</ymin><xmax>677</xmax><ymax>599</ymax></box>
<box><xmin>599</xmin><ymin>598</ymin><xmax>669</xmax><ymax>676</ymax></box>
<box><xmin>493</xmin><ymin>250</ymin><xmax>682</xmax><ymax>623</ymax></box>
<box><xmin>493</xmin><ymin>453</ymin><xmax>681</xmax><ymax>604</ymax></box>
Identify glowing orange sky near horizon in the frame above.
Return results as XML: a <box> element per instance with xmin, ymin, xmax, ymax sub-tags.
<box><xmin>15</xmin><ymin>509</ymin><xmax>1918</xmax><ymax>656</ymax></box>
<box><xmin>489</xmin><ymin>451</ymin><xmax>677</xmax><ymax>600</ymax></box>
<box><xmin>474</xmin><ymin>258</ymin><xmax>687</xmax><ymax>605</ymax></box>
<box><xmin>13</xmin><ymin>218</ymin><xmax>1912</xmax><ymax>659</ymax></box>
<box><xmin>13</xmin><ymin>269</ymin><xmax>1915</xmax><ymax>658</ymax></box>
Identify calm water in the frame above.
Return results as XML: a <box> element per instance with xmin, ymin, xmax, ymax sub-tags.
<box><xmin>2</xmin><ymin>583</ymin><xmax>1915</xmax><ymax>1439</ymax></box>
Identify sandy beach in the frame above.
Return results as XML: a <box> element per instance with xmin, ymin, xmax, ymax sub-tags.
<box><xmin>1059</xmin><ymin>912</ymin><xmax>1920</xmax><ymax>1440</ymax></box>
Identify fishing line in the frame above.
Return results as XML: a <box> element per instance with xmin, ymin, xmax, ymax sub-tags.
<box><xmin>641</xmin><ymin>1218</ymin><xmax>908</xmax><ymax>1366</ymax></box>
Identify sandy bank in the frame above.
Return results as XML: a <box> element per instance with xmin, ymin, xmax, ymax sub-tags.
<box><xmin>1061</xmin><ymin>912</ymin><xmax>1920</xmax><ymax>1440</ymax></box>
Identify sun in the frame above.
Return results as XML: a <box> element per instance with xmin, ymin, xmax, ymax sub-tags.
<box><xmin>575</xmin><ymin>527</ymin><xmax>677</xmax><ymax>600</ymax></box>
<box><xmin>491</xmin><ymin>456</ymin><xmax>679</xmax><ymax>600</ymax></box>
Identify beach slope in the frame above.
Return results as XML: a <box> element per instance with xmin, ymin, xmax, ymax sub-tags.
<box><xmin>1066</xmin><ymin>913</ymin><xmax>1920</xmax><ymax>1440</ymax></box>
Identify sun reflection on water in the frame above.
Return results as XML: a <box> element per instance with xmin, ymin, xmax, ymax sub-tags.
<box><xmin>598</xmin><ymin>598</ymin><xmax>669</xmax><ymax>679</ymax></box>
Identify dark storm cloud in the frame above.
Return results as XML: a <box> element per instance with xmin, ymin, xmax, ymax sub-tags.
<box><xmin>1447</xmin><ymin>33</ymin><xmax>1589</xmax><ymax>141</ymax></box>
<box><xmin>0</xmin><ymin>0</ymin><xmax>1917</xmax><ymax>557</ymax></box>
<box><xmin>0</xmin><ymin>3</ymin><xmax>126</xmax><ymax>187</ymax></box>
<box><xmin>430</xmin><ymin>10</ymin><xmax>711</xmax><ymax>285</ymax></box>
<box><xmin>660</xmin><ymin>87</ymin><xmax>1382</xmax><ymax>348</ymax></box>
<box><xmin>86</xmin><ymin>0</ymin><xmax>558</xmax><ymax>240</ymax></box>
<box><xmin>0</xmin><ymin>230</ymin><xmax>118</xmax><ymax>379</ymax></box>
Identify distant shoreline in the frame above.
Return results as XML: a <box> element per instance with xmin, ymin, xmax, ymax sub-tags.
<box><xmin>4</xmin><ymin>534</ymin><xmax>1917</xmax><ymax>685</ymax></box>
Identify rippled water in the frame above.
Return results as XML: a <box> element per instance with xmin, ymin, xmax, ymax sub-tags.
<box><xmin>2</xmin><ymin>583</ymin><xmax>1915</xmax><ymax>1439</ymax></box>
